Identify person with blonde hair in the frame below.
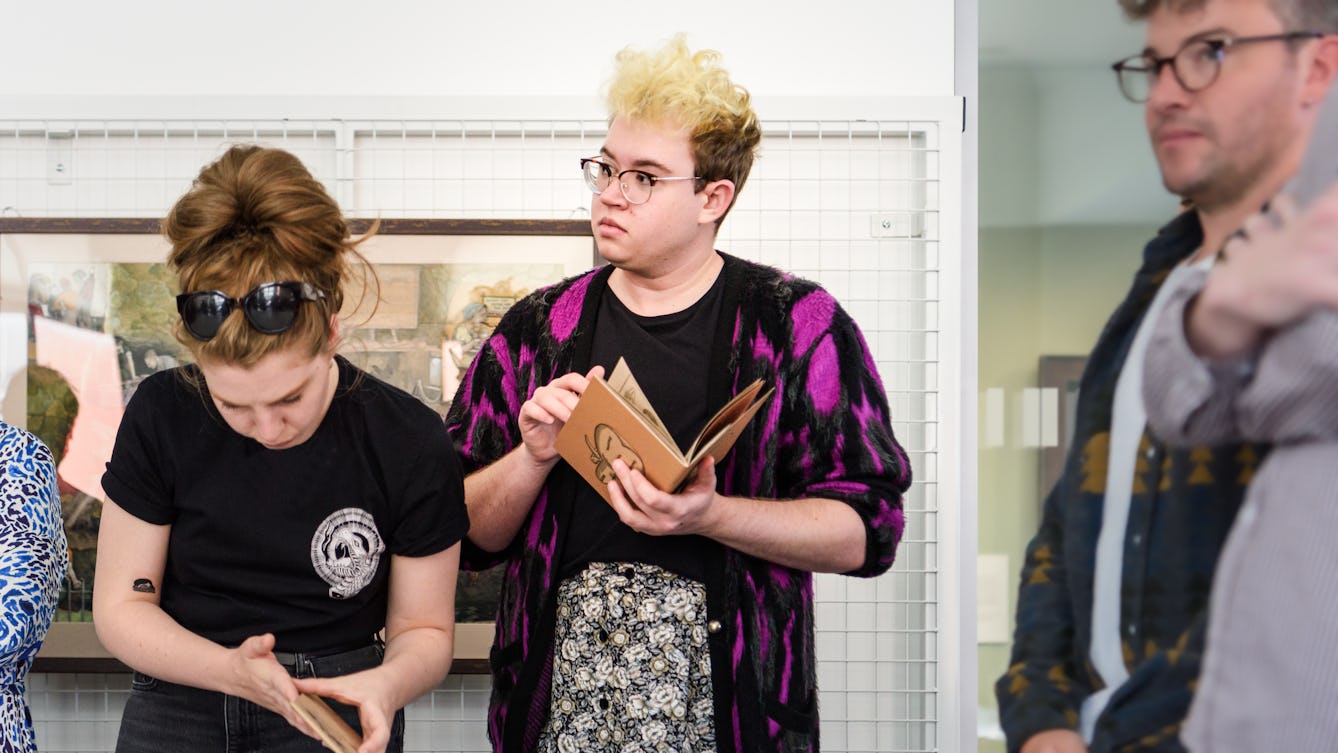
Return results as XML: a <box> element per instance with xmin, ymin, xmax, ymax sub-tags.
<box><xmin>446</xmin><ymin>35</ymin><xmax>908</xmax><ymax>753</ymax></box>
<box><xmin>94</xmin><ymin>145</ymin><xmax>468</xmax><ymax>753</ymax></box>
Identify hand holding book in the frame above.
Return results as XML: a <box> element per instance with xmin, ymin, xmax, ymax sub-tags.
<box><xmin>554</xmin><ymin>358</ymin><xmax>772</xmax><ymax>503</ymax></box>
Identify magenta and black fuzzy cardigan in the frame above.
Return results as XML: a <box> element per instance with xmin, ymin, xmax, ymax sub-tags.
<box><xmin>445</xmin><ymin>253</ymin><xmax>909</xmax><ymax>753</ymax></box>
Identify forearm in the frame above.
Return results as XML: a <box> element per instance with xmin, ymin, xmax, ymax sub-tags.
<box><xmin>463</xmin><ymin>445</ymin><xmax>555</xmax><ymax>552</ymax></box>
<box><xmin>94</xmin><ymin>601</ymin><xmax>242</xmax><ymax>694</ymax></box>
<box><xmin>93</xmin><ymin>502</ymin><xmax>248</xmax><ymax>696</ymax></box>
<box><xmin>1144</xmin><ymin>272</ymin><xmax>1252</xmax><ymax>445</ymax></box>
<box><xmin>373</xmin><ymin>626</ymin><xmax>455</xmax><ymax>712</ymax></box>
<box><xmin>701</xmin><ymin>494</ymin><xmax>867</xmax><ymax>573</ymax></box>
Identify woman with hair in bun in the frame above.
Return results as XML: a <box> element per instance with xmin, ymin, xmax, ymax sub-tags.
<box><xmin>93</xmin><ymin>145</ymin><xmax>468</xmax><ymax>753</ymax></box>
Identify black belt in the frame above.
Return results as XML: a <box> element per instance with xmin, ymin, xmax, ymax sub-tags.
<box><xmin>272</xmin><ymin>639</ymin><xmax>381</xmax><ymax>676</ymax></box>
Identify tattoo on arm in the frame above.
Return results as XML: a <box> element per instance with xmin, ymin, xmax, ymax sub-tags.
<box><xmin>132</xmin><ymin>578</ymin><xmax>156</xmax><ymax>594</ymax></box>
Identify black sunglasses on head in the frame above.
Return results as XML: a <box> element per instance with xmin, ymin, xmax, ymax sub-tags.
<box><xmin>176</xmin><ymin>281</ymin><xmax>326</xmax><ymax>341</ymax></box>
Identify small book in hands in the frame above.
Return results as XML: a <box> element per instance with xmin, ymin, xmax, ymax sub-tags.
<box><xmin>554</xmin><ymin>357</ymin><xmax>773</xmax><ymax>503</ymax></box>
<box><xmin>291</xmin><ymin>693</ymin><xmax>362</xmax><ymax>753</ymax></box>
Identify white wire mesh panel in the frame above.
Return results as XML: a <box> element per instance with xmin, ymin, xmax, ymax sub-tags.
<box><xmin>728</xmin><ymin>120</ymin><xmax>940</xmax><ymax>753</ymax></box>
<box><xmin>0</xmin><ymin>121</ymin><xmax>338</xmax><ymax>217</ymax></box>
<box><xmin>3</xmin><ymin>116</ymin><xmax>943</xmax><ymax>752</ymax></box>
<box><xmin>346</xmin><ymin>121</ymin><xmax>605</xmax><ymax>220</ymax></box>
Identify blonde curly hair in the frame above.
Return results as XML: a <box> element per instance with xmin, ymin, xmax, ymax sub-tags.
<box><xmin>606</xmin><ymin>34</ymin><xmax>762</xmax><ymax>224</ymax></box>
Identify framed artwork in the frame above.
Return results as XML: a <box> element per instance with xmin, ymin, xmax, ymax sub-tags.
<box><xmin>0</xmin><ymin>218</ymin><xmax>595</xmax><ymax>671</ymax></box>
<box><xmin>1038</xmin><ymin>355</ymin><xmax>1087</xmax><ymax>504</ymax></box>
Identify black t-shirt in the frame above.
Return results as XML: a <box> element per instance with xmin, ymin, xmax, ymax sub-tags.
<box><xmin>561</xmin><ymin>265</ymin><xmax>726</xmax><ymax>581</ymax></box>
<box><xmin>101</xmin><ymin>356</ymin><xmax>468</xmax><ymax>653</ymax></box>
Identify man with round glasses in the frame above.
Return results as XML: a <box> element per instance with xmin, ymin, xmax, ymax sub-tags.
<box><xmin>444</xmin><ymin>35</ymin><xmax>908</xmax><ymax>753</ymax></box>
<box><xmin>998</xmin><ymin>2</ymin><xmax>1338</xmax><ymax>753</ymax></box>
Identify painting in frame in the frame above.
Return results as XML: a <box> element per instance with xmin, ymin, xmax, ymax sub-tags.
<box><xmin>0</xmin><ymin>217</ymin><xmax>595</xmax><ymax>671</ymax></box>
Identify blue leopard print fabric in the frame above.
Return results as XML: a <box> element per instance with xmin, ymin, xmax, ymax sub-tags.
<box><xmin>0</xmin><ymin>423</ymin><xmax>67</xmax><ymax>753</ymax></box>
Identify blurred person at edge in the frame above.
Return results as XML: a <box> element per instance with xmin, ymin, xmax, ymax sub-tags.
<box><xmin>998</xmin><ymin>1</ymin><xmax>1336</xmax><ymax>752</ymax></box>
<box><xmin>1138</xmin><ymin>1</ymin><xmax>1338</xmax><ymax>751</ymax></box>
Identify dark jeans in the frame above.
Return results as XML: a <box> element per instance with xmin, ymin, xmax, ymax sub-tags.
<box><xmin>115</xmin><ymin>643</ymin><xmax>405</xmax><ymax>753</ymax></box>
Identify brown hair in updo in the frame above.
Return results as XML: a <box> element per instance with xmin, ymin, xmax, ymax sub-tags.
<box><xmin>163</xmin><ymin>145</ymin><xmax>376</xmax><ymax>367</ymax></box>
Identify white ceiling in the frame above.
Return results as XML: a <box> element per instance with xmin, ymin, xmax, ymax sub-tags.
<box><xmin>980</xmin><ymin>0</ymin><xmax>1146</xmax><ymax>66</ymax></box>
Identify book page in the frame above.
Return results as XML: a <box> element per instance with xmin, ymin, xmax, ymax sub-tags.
<box><xmin>685</xmin><ymin>380</ymin><xmax>768</xmax><ymax>460</ymax></box>
<box><xmin>688</xmin><ymin>386</ymin><xmax>774</xmax><ymax>466</ymax></box>
<box><xmin>606</xmin><ymin>358</ymin><xmax>674</xmax><ymax>445</ymax></box>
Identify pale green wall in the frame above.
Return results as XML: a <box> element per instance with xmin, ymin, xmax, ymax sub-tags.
<box><xmin>976</xmin><ymin>222</ymin><xmax>1155</xmax><ymax>751</ymax></box>
<box><xmin>978</xmin><ymin>57</ymin><xmax>1173</xmax><ymax>751</ymax></box>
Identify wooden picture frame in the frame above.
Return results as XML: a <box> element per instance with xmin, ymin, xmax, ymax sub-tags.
<box><xmin>1</xmin><ymin>218</ymin><xmax>595</xmax><ymax>673</ymax></box>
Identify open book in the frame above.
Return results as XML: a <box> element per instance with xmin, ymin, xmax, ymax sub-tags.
<box><xmin>554</xmin><ymin>358</ymin><xmax>773</xmax><ymax>504</ymax></box>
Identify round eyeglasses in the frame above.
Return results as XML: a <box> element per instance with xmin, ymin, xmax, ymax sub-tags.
<box><xmin>1112</xmin><ymin>31</ymin><xmax>1323</xmax><ymax>103</ymax></box>
<box><xmin>176</xmin><ymin>281</ymin><xmax>326</xmax><ymax>341</ymax></box>
<box><xmin>580</xmin><ymin>157</ymin><xmax>702</xmax><ymax>205</ymax></box>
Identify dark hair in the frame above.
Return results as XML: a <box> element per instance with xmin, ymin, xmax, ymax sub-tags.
<box><xmin>1119</xmin><ymin>0</ymin><xmax>1338</xmax><ymax>32</ymax></box>
<box><xmin>163</xmin><ymin>145</ymin><xmax>376</xmax><ymax>366</ymax></box>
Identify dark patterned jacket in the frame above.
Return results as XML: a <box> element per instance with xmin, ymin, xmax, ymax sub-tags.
<box><xmin>445</xmin><ymin>253</ymin><xmax>909</xmax><ymax>753</ymax></box>
<box><xmin>995</xmin><ymin>212</ymin><xmax>1265</xmax><ymax>752</ymax></box>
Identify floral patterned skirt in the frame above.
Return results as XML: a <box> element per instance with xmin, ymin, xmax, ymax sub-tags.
<box><xmin>537</xmin><ymin>561</ymin><xmax>716</xmax><ymax>753</ymax></box>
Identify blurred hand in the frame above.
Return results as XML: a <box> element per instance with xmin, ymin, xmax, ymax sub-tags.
<box><xmin>1187</xmin><ymin>187</ymin><xmax>1338</xmax><ymax>358</ymax></box>
<box><xmin>1205</xmin><ymin>186</ymin><xmax>1338</xmax><ymax>328</ymax></box>
<box><xmin>1020</xmin><ymin>728</ymin><xmax>1089</xmax><ymax>753</ymax></box>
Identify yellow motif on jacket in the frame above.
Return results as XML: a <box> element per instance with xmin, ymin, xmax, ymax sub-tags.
<box><xmin>1237</xmin><ymin>444</ymin><xmax>1258</xmax><ymax>485</ymax></box>
<box><xmin>1002</xmin><ymin>662</ymin><xmax>1029</xmax><ymax>695</ymax></box>
<box><xmin>1027</xmin><ymin>544</ymin><xmax>1055</xmax><ymax>585</ymax></box>
<box><xmin>1081</xmin><ymin>433</ymin><xmax>1110</xmax><ymax>493</ymax></box>
<box><xmin>1188</xmin><ymin>447</ymin><xmax>1215</xmax><ymax>485</ymax></box>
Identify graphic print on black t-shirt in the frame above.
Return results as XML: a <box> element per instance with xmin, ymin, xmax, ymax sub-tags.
<box><xmin>310</xmin><ymin>508</ymin><xmax>386</xmax><ymax>599</ymax></box>
<box><xmin>101</xmin><ymin>356</ymin><xmax>470</xmax><ymax>650</ymax></box>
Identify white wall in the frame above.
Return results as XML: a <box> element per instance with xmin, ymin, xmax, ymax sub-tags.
<box><xmin>1034</xmin><ymin>66</ymin><xmax>1173</xmax><ymax>226</ymax></box>
<box><xmin>979</xmin><ymin>66</ymin><xmax>1040</xmax><ymax>228</ymax></box>
<box><xmin>2</xmin><ymin>0</ymin><xmax>954</xmax><ymax>116</ymax></box>
<box><xmin>980</xmin><ymin>64</ymin><xmax>1173</xmax><ymax>228</ymax></box>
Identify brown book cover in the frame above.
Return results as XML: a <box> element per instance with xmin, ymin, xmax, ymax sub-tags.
<box><xmin>291</xmin><ymin>693</ymin><xmax>362</xmax><ymax>753</ymax></box>
<box><xmin>554</xmin><ymin>358</ymin><xmax>773</xmax><ymax>503</ymax></box>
